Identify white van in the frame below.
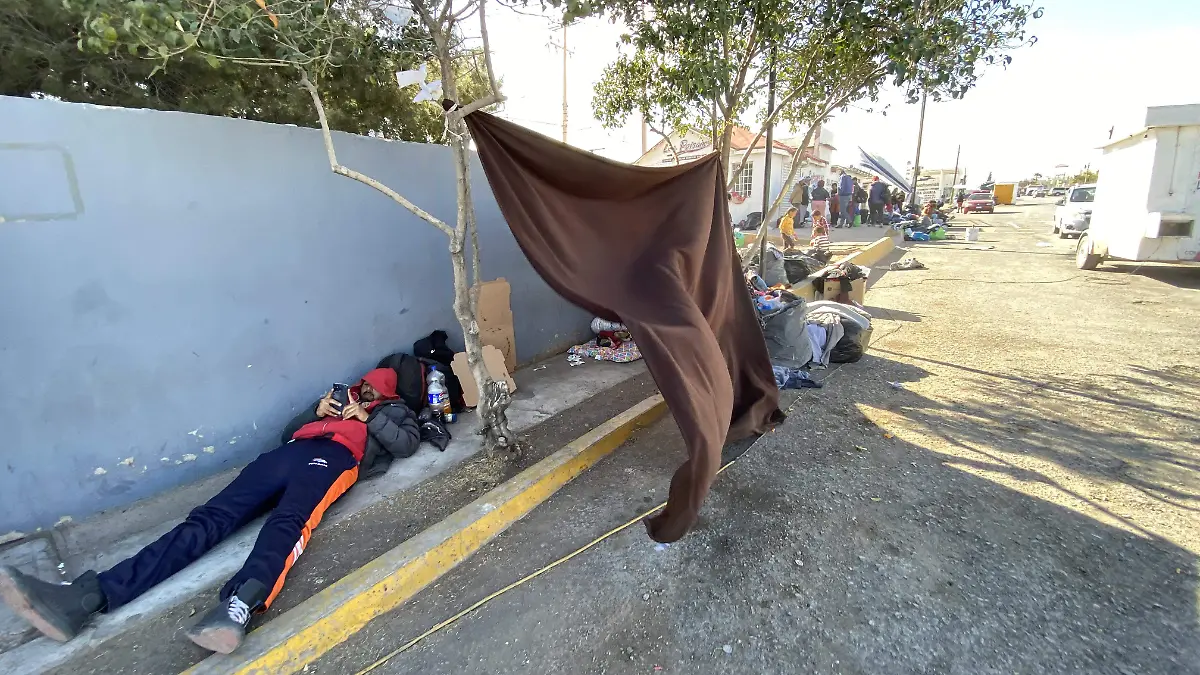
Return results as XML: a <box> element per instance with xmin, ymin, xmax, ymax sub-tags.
<box><xmin>1077</xmin><ymin>104</ymin><xmax>1200</xmax><ymax>270</ymax></box>
<box><xmin>1053</xmin><ymin>184</ymin><xmax>1095</xmax><ymax>238</ymax></box>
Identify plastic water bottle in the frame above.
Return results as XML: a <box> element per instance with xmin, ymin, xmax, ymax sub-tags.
<box><xmin>426</xmin><ymin>366</ymin><xmax>451</xmax><ymax>420</ymax></box>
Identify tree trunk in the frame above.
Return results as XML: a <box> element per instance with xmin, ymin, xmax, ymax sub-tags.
<box><xmin>435</xmin><ymin>23</ymin><xmax>517</xmax><ymax>456</ymax></box>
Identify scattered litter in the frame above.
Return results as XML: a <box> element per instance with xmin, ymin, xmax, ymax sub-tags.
<box><xmin>118</xmin><ymin>457</ymin><xmax>135</xmax><ymax>467</ymax></box>
<box><xmin>965</xmin><ymin>245</ymin><xmax>995</xmax><ymax>251</ymax></box>
<box><xmin>1035</xmin><ymin>242</ymin><xmax>1052</xmax><ymax>247</ymax></box>
<box><xmin>889</xmin><ymin>257</ymin><xmax>927</xmax><ymax>271</ymax></box>
<box><xmin>722</xmin><ymin>645</ymin><xmax>733</xmax><ymax>655</ymax></box>
<box><xmin>532</xmin><ymin>364</ymin><xmax>549</xmax><ymax>371</ymax></box>
<box><xmin>566</xmin><ymin>354</ymin><xmax>586</xmax><ymax>367</ymax></box>
<box><xmin>54</xmin><ymin>516</ymin><xmax>72</xmax><ymax>527</ymax></box>
<box><xmin>181</xmin><ymin>453</ymin><xmax>198</xmax><ymax>462</ymax></box>
<box><xmin>93</xmin><ymin>467</ymin><xmax>107</xmax><ymax>476</ymax></box>
<box><xmin>883</xmin><ymin>433</ymin><xmax>893</xmax><ymax>439</ymax></box>
<box><xmin>228</xmin><ymin>439</ymin><xmax>238</xmax><ymax>445</ymax></box>
<box><xmin>794</xmin><ymin>559</ymin><xmax>803</xmax><ymax>566</ymax></box>
<box><xmin>203</xmin><ymin>446</ymin><xmax>215</xmax><ymax>453</ymax></box>
<box><xmin>654</xmin><ymin>543</ymin><xmax>670</xmax><ymax>552</ymax></box>
<box><xmin>188</xmin><ymin>428</ymin><xmax>202</xmax><ymax>437</ymax></box>
<box><xmin>642</xmin><ymin>593</ymin><xmax>650</xmax><ymax>601</ymax></box>
<box><xmin>161</xmin><ymin>457</ymin><xmax>171</xmax><ymax>462</ymax></box>
<box><xmin>854</xmin><ymin>445</ymin><xmax>867</xmax><ymax>452</ymax></box>
<box><xmin>57</xmin><ymin>562</ymin><xmax>66</xmax><ymax>571</ymax></box>
<box><xmin>189</xmin><ymin>607</ymin><xmax>196</xmax><ymax>617</ymax></box>
<box><xmin>887</xmin><ymin>381</ymin><xmax>903</xmax><ymax>389</ymax></box>
<box><xmin>247</xmin><ymin>364</ymin><xmax>253</xmax><ymax>368</ymax></box>
<box><xmin>870</xmin><ymin>497</ymin><xmax>882</xmax><ymax>502</ymax></box>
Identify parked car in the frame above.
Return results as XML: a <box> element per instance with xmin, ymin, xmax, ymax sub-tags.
<box><xmin>1049</xmin><ymin>186</ymin><xmax>1068</xmax><ymax>197</ymax></box>
<box><xmin>1025</xmin><ymin>185</ymin><xmax>1047</xmax><ymax>197</ymax></box>
<box><xmin>962</xmin><ymin>191</ymin><xmax>995</xmax><ymax>213</ymax></box>
<box><xmin>1053</xmin><ymin>184</ymin><xmax>1096</xmax><ymax>238</ymax></box>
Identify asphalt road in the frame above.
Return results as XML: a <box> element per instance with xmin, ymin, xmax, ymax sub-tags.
<box><xmin>314</xmin><ymin>199</ymin><xmax>1200</xmax><ymax>675</ymax></box>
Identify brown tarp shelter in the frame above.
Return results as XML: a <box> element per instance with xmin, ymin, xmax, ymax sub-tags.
<box><xmin>465</xmin><ymin>112</ymin><xmax>782</xmax><ymax>542</ymax></box>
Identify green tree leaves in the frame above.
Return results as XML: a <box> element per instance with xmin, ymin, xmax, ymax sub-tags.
<box><xmin>1</xmin><ymin>0</ymin><xmax>490</xmax><ymax>143</ymax></box>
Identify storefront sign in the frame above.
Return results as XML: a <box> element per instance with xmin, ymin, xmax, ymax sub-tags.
<box><xmin>661</xmin><ymin>137</ymin><xmax>713</xmax><ymax>164</ymax></box>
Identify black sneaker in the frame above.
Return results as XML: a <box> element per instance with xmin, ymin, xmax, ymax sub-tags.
<box><xmin>185</xmin><ymin>579</ymin><xmax>268</xmax><ymax>654</ymax></box>
<box><xmin>0</xmin><ymin>566</ymin><xmax>105</xmax><ymax>641</ymax></box>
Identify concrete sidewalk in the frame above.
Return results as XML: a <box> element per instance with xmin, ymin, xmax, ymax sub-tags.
<box><xmin>307</xmin><ymin>203</ymin><xmax>1200</xmax><ymax>675</ymax></box>
<box><xmin>0</xmin><ymin>353</ymin><xmax>649</xmax><ymax>675</ymax></box>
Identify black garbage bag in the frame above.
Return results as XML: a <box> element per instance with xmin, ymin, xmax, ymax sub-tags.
<box><xmin>783</xmin><ymin>257</ymin><xmax>813</xmax><ymax>284</ymax></box>
<box><xmin>830</xmin><ymin>332</ymin><xmax>864</xmax><ymax>363</ymax></box>
<box><xmin>417</xmin><ymin>407</ymin><xmax>452</xmax><ymax>451</ymax></box>
<box><xmin>412</xmin><ymin>330</ymin><xmax>467</xmax><ymax>412</ymax></box>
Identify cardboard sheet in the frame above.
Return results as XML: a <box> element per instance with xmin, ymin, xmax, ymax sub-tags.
<box><xmin>452</xmin><ymin>345</ymin><xmax>516</xmax><ymax>407</ymax></box>
<box><xmin>476</xmin><ymin>278</ymin><xmax>517</xmax><ymax>371</ymax></box>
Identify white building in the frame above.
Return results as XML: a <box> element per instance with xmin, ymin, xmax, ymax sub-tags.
<box><xmin>635</xmin><ymin>124</ymin><xmax>836</xmax><ymax>225</ymax></box>
<box><xmin>908</xmin><ymin>168</ymin><xmax>965</xmax><ymax>203</ymax></box>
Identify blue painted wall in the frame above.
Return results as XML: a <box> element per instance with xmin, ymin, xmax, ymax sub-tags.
<box><xmin>0</xmin><ymin>96</ymin><xmax>591</xmax><ymax>534</ymax></box>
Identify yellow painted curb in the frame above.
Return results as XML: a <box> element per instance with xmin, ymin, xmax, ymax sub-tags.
<box><xmin>183</xmin><ymin>394</ymin><xmax>667</xmax><ymax>675</ymax></box>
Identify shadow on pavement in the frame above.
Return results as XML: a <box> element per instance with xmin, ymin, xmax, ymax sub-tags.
<box><xmin>1100</xmin><ymin>262</ymin><xmax>1200</xmax><ymax>290</ymax></box>
<box><xmin>313</xmin><ymin>350</ymin><xmax>1199</xmax><ymax>674</ymax></box>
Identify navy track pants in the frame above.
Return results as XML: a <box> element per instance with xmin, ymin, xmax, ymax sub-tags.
<box><xmin>97</xmin><ymin>438</ymin><xmax>358</xmax><ymax>611</ymax></box>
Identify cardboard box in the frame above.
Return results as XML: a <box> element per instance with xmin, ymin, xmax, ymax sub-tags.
<box><xmin>476</xmin><ymin>278</ymin><xmax>517</xmax><ymax>371</ymax></box>
<box><xmin>821</xmin><ymin>277</ymin><xmax>866</xmax><ymax>304</ymax></box>
<box><xmin>452</xmin><ymin>345</ymin><xmax>517</xmax><ymax>408</ymax></box>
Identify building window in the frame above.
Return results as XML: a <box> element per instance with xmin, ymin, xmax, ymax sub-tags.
<box><xmin>732</xmin><ymin>161</ymin><xmax>754</xmax><ymax>198</ymax></box>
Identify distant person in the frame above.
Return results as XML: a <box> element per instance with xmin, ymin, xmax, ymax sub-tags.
<box><xmin>809</xmin><ymin>208</ymin><xmax>831</xmax><ymax>253</ymax></box>
<box><xmin>779</xmin><ymin>206</ymin><xmax>799</xmax><ymax>251</ymax></box>
<box><xmin>838</xmin><ymin>170</ymin><xmax>855</xmax><ymax>225</ymax></box>
<box><xmin>810</xmin><ymin>180</ymin><xmax>830</xmax><ymax>225</ymax></box>
<box><xmin>829</xmin><ymin>186</ymin><xmax>841</xmax><ymax>228</ymax></box>
<box><xmin>789</xmin><ymin>178</ymin><xmax>811</xmax><ymax>225</ymax></box>
<box><xmin>0</xmin><ymin>369</ymin><xmax>423</xmax><ymax>654</ymax></box>
<box><xmin>868</xmin><ymin>176</ymin><xmax>888</xmax><ymax>226</ymax></box>
<box><xmin>955</xmin><ymin>190</ymin><xmax>966</xmax><ymax>212</ymax></box>
<box><xmin>851</xmin><ymin>178</ymin><xmax>868</xmax><ymax>226</ymax></box>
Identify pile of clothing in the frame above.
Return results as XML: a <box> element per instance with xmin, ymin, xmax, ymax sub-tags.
<box><xmin>567</xmin><ymin>317</ymin><xmax>643</xmax><ymax>363</ymax></box>
<box><xmin>761</xmin><ymin>299</ymin><xmax>873</xmax><ymax>388</ymax></box>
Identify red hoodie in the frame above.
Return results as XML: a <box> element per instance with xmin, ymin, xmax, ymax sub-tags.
<box><xmin>291</xmin><ymin>368</ymin><xmax>400</xmax><ymax>462</ymax></box>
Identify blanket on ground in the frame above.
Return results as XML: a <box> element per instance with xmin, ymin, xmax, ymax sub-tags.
<box><xmin>465</xmin><ymin>111</ymin><xmax>782</xmax><ymax>542</ymax></box>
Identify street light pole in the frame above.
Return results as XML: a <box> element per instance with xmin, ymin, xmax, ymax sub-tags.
<box><xmin>910</xmin><ymin>90</ymin><xmax>927</xmax><ymax>206</ymax></box>
<box><xmin>757</xmin><ymin>51</ymin><xmax>776</xmax><ymax>272</ymax></box>
<box><xmin>951</xmin><ymin>144</ymin><xmax>960</xmax><ymax>192</ymax></box>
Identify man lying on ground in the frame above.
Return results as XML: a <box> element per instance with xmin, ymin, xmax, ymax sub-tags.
<box><xmin>0</xmin><ymin>368</ymin><xmax>420</xmax><ymax>654</ymax></box>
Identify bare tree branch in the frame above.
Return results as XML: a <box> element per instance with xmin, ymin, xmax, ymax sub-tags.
<box><xmin>449</xmin><ymin>92</ymin><xmax>502</xmax><ymax>118</ymax></box>
<box><xmin>477</xmin><ymin>0</ymin><xmax>500</xmax><ymax>98</ymax></box>
<box><xmin>299</xmin><ymin>70</ymin><xmax>455</xmax><ymax>237</ymax></box>
<box><xmin>647</xmin><ymin>121</ymin><xmax>680</xmax><ymax>165</ymax></box>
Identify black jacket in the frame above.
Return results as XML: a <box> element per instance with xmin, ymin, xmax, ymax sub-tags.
<box><xmin>281</xmin><ymin>399</ymin><xmax>420</xmax><ymax>479</ymax></box>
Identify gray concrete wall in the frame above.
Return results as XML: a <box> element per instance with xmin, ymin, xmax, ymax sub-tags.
<box><xmin>0</xmin><ymin>96</ymin><xmax>591</xmax><ymax>535</ymax></box>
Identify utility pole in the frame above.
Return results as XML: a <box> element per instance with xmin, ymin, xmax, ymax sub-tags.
<box><xmin>909</xmin><ymin>89</ymin><xmax>927</xmax><ymax>206</ymax></box>
<box><xmin>757</xmin><ymin>51</ymin><xmax>776</xmax><ymax>270</ymax></box>
<box><xmin>641</xmin><ymin>118</ymin><xmax>648</xmax><ymax>155</ymax></box>
<box><xmin>951</xmin><ymin>144</ymin><xmax>961</xmax><ymax>190</ymax></box>
<box><xmin>561</xmin><ymin>23</ymin><xmax>568</xmax><ymax>143</ymax></box>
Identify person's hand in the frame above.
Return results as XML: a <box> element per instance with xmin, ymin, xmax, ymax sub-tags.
<box><xmin>316</xmin><ymin>390</ymin><xmax>342</xmax><ymax>418</ymax></box>
<box><xmin>341</xmin><ymin>400</ymin><xmax>369</xmax><ymax>422</ymax></box>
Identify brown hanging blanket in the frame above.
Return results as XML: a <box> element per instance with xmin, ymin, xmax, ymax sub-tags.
<box><xmin>465</xmin><ymin>112</ymin><xmax>783</xmax><ymax>542</ymax></box>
